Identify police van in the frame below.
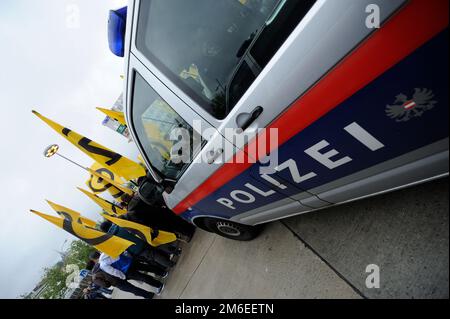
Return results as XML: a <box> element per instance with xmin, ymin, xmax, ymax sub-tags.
<box><xmin>110</xmin><ymin>0</ymin><xmax>449</xmax><ymax>240</ymax></box>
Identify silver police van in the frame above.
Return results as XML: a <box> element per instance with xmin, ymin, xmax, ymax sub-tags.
<box><xmin>112</xmin><ymin>0</ymin><xmax>449</xmax><ymax>240</ymax></box>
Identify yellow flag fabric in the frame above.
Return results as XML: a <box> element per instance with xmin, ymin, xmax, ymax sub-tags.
<box><xmin>46</xmin><ymin>200</ymin><xmax>97</xmax><ymax>228</ymax></box>
<box><xmin>102</xmin><ymin>211</ymin><xmax>118</xmax><ymax>218</ymax></box>
<box><xmin>102</xmin><ymin>214</ymin><xmax>177</xmax><ymax>247</ymax></box>
<box><xmin>30</xmin><ymin>210</ymin><xmax>133</xmax><ymax>259</ymax></box>
<box><xmin>86</xmin><ymin>163</ymin><xmax>125</xmax><ymax>199</ymax></box>
<box><xmin>137</xmin><ymin>154</ymin><xmax>145</xmax><ymax>166</ymax></box>
<box><xmin>88</xmin><ymin>167</ymin><xmax>134</xmax><ymax>196</ymax></box>
<box><xmin>78</xmin><ymin>187</ymin><xmax>127</xmax><ymax>216</ymax></box>
<box><xmin>141</xmin><ymin>101</ymin><xmax>174</xmax><ymax>161</ymax></box>
<box><xmin>96</xmin><ymin>108</ymin><xmax>127</xmax><ymax>126</ymax></box>
<box><xmin>32</xmin><ymin>110</ymin><xmax>146</xmax><ymax>181</ymax></box>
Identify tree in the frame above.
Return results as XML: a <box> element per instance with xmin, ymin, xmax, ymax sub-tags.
<box><xmin>40</xmin><ymin>264</ymin><xmax>67</xmax><ymax>299</ymax></box>
<box><xmin>22</xmin><ymin>240</ymin><xmax>96</xmax><ymax>299</ymax></box>
<box><xmin>65</xmin><ymin>240</ymin><xmax>96</xmax><ymax>269</ymax></box>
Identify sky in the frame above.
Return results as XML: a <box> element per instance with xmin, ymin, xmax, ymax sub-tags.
<box><xmin>0</xmin><ymin>0</ymin><xmax>134</xmax><ymax>298</ymax></box>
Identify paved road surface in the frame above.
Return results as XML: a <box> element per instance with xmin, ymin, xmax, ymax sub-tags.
<box><xmin>113</xmin><ymin>178</ymin><xmax>449</xmax><ymax>299</ymax></box>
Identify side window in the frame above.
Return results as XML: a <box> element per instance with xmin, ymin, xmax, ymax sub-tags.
<box><xmin>250</xmin><ymin>0</ymin><xmax>316</xmax><ymax>68</ymax></box>
<box><xmin>136</xmin><ymin>0</ymin><xmax>280</xmax><ymax>119</ymax></box>
<box><xmin>136</xmin><ymin>0</ymin><xmax>316</xmax><ymax>119</ymax></box>
<box><xmin>227</xmin><ymin>0</ymin><xmax>317</xmax><ymax>109</ymax></box>
<box><xmin>131</xmin><ymin>72</ymin><xmax>199</xmax><ymax>181</ymax></box>
<box><xmin>228</xmin><ymin>61</ymin><xmax>257</xmax><ymax>109</ymax></box>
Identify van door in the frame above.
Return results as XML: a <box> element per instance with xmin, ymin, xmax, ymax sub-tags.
<box><xmin>126</xmin><ymin>54</ymin><xmax>311</xmax><ymax>222</ymax></box>
<box><xmin>231</xmin><ymin>0</ymin><xmax>449</xmax><ymax>209</ymax></box>
<box><xmin>126</xmin><ymin>19</ymin><xmax>310</xmax><ymax>224</ymax></box>
<box><xmin>167</xmin><ymin>0</ymin><xmax>406</xmax><ymax>213</ymax></box>
<box><xmin>215</xmin><ymin>0</ymin><xmax>407</xmax><ymax>211</ymax></box>
<box><xmin>129</xmin><ymin>0</ymin><xmax>407</xmax><ymax>221</ymax></box>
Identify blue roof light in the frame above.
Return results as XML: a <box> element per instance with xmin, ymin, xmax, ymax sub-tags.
<box><xmin>108</xmin><ymin>6</ymin><xmax>127</xmax><ymax>57</ymax></box>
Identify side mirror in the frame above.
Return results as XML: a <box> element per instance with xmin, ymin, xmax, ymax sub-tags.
<box><xmin>163</xmin><ymin>180</ymin><xmax>177</xmax><ymax>194</ymax></box>
<box><xmin>164</xmin><ymin>185</ymin><xmax>174</xmax><ymax>194</ymax></box>
<box><xmin>137</xmin><ymin>179</ymin><xmax>165</xmax><ymax>206</ymax></box>
<box><xmin>108</xmin><ymin>7</ymin><xmax>127</xmax><ymax>57</ymax></box>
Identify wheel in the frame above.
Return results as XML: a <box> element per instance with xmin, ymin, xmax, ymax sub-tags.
<box><xmin>199</xmin><ymin>217</ymin><xmax>261</xmax><ymax>241</ymax></box>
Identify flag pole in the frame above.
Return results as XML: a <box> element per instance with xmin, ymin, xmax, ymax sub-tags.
<box><xmin>43</xmin><ymin>144</ymin><xmax>138</xmax><ymax>190</ymax></box>
<box><xmin>55</xmin><ymin>152</ymin><xmax>88</xmax><ymax>172</ymax></box>
<box><xmin>44</xmin><ymin>144</ymin><xmax>89</xmax><ymax>172</ymax></box>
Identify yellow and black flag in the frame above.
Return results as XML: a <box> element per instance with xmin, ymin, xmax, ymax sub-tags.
<box><xmin>102</xmin><ymin>214</ymin><xmax>177</xmax><ymax>247</ymax></box>
<box><xmin>78</xmin><ymin>187</ymin><xmax>127</xmax><ymax>216</ymax></box>
<box><xmin>86</xmin><ymin>162</ymin><xmax>126</xmax><ymax>200</ymax></box>
<box><xmin>30</xmin><ymin>210</ymin><xmax>133</xmax><ymax>258</ymax></box>
<box><xmin>32</xmin><ymin>110</ymin><xmax>146</xmax><ymax>181</ymax></box>
<box><xmin>46</xmin><ymin>200</ymin><xmax>97</xmax><ymax>228</ymax></box>
<box><xmin>86</xmin><ymin>163</ymin><xmax>134</xmax><ymax>198</ymax></box>
<box><xmin>87</xmin><ymin>166</ymin><xmax>134</xmax><ymax>196</ymax></box>
<box><xmin>96</xmin><ymin>107</ymin><xmax>127</xmax><ymax>126</ymax></box>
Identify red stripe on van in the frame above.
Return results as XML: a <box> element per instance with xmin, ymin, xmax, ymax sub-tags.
<box><xmin>173</xmin><ymin>0</ymin><xmax>449</xmax><ymax>215</ymax></box>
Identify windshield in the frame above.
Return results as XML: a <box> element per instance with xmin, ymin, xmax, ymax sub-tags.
<box><xmin>136</xmin><ymin>0</ymin><xmax>280</xmax><ymax>119</ymax></box>
<box><xmin>131</xmin><ymin>72</ymin><xmax>196</xmax><ymax>180</ymax></box>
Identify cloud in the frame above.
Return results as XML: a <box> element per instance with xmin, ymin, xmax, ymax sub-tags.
<box><xmin>0</xmin><ymin>0</ymin><xmax>130</xmax><ymax>298</ymax></box>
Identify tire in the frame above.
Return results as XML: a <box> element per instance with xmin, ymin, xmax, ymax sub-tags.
<box><xmin>199</xmin><ymin>217</ymin><xmax>261</xmax><ymax>241</ymax></box>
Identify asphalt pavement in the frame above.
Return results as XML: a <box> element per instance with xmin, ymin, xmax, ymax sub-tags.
<box><xmin>113</xmin><ymin>178</ymin><xmax>449</xmax><ymax>299</ymax></box>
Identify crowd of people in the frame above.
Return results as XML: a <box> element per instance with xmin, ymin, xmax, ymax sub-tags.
<box><xmin>83</xmin><ymin>284</ymin><xmax>113</xmax><ymax>300</ymax></box>
<box><xmin>82</xmin><ymin>176</ymin><xmax>196</xmax><ymax>299</ymax></box>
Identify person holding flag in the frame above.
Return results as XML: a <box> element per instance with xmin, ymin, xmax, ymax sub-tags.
<box><xmin>82</xmin><ymin>287</ymin><xmax>111</xmax><ymax>300</ymax></box>
<box><xmin>85</xmin><ymin>163</ymin><xmax>129</xmax><ymax>201</ymax></box>
<box><xmin>90</xmin><ymin>256</ymin><xmax>155</xmax><ymax>299</ymax></box>
<box><xmin>99</xmin><ymin>220</ymin><xmax>176</xmax><ymax>270</ymax></box>
<box><xmin>120</xmin><ymin>183</ymin><xmax>196</xmax><ymax>242</ymax></box>
<box><xmin>78</xmin><ymin>187</ymin><xmax>127</xmax><ymax>217</ymax></box>
<box><xmin>101</xmin><ymin>214</ymin><xmax>179</xmax><ymax>249</ymax></box>
<box><xmin>89</xmin><ymin>251</ymin><xmax>165</xmax><ymax>295</ymax></box>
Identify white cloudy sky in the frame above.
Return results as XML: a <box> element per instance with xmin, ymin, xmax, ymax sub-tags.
<box><xmin>0</xmin><ymin>0</ymin><xmax>135</xmax><ymax>298</ymax></box>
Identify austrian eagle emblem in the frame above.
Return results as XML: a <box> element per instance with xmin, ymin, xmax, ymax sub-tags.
<box><xmin>385</xmin><ymin>88</ymin><xmax>437</xmax><ymax>122</ymax></box>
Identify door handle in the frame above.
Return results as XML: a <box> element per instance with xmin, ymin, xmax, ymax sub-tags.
<box><xmin>238</xmin><ymin>106</ymin><xmax>263</xmax><ymax>132</ymax></box>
